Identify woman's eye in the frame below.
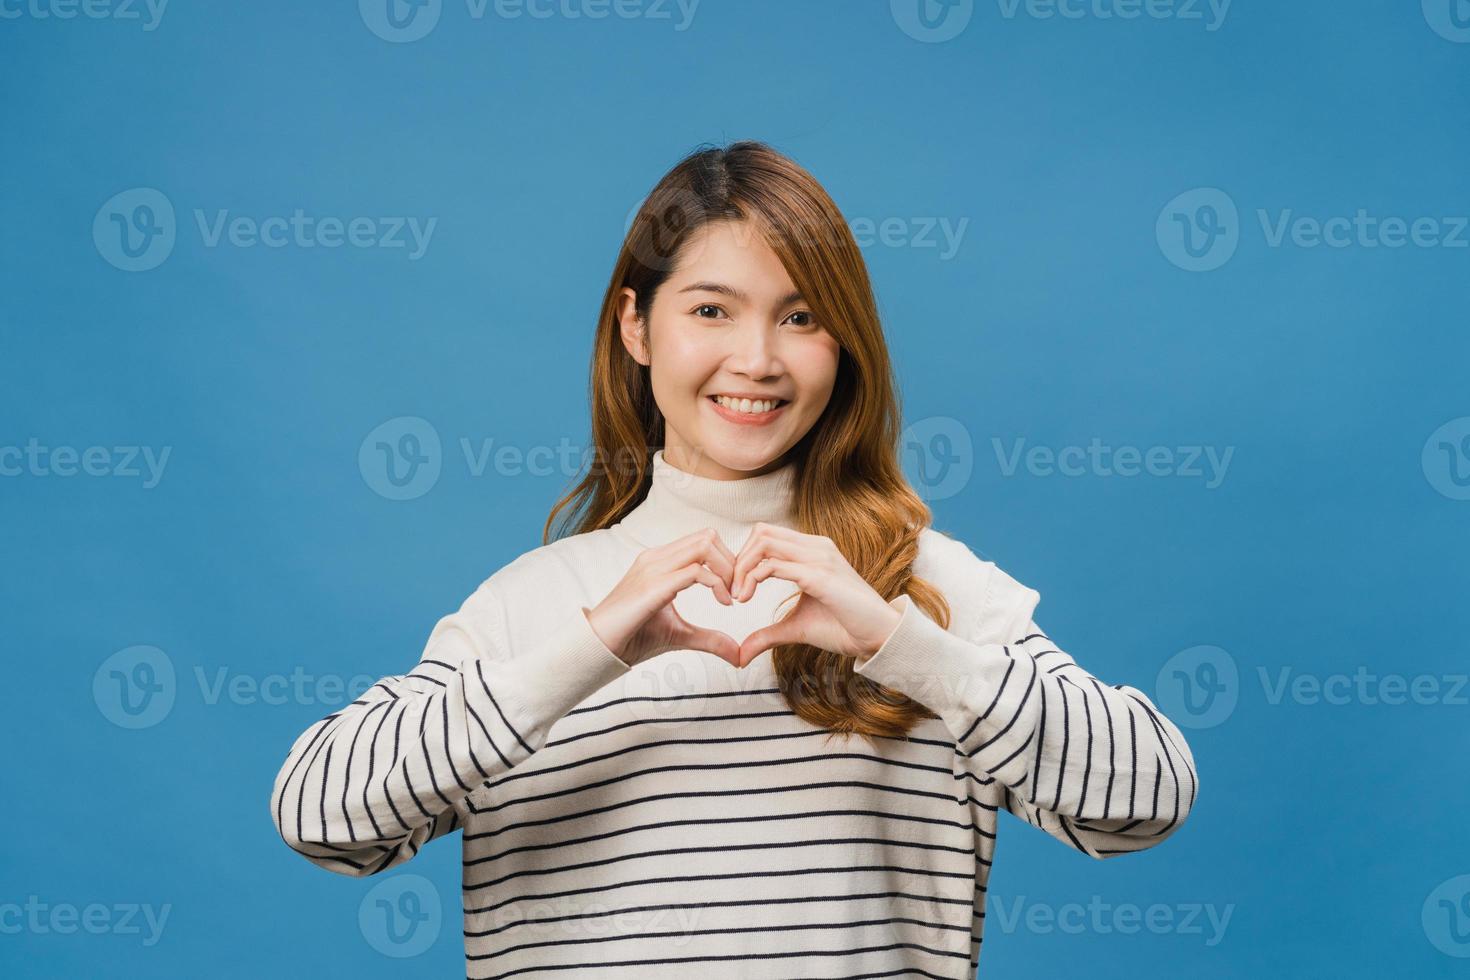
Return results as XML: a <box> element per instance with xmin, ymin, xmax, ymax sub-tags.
<box><xmin>786</xmin><ymin>311</ymin><xmax>816</xmax><ymax>328</ymax></box>
<box><xmin>694</xmin><ymin>304</ymin><xmax>727</xmax><ymax>319</ymax></box>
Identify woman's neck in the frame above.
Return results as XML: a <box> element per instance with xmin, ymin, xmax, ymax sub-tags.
<box><xmin>615</xmin><ymin>448</ymin><xmax>798</xmax><ymax>549</ymax></box>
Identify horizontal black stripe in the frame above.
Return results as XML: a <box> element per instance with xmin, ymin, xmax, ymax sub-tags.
<box><xmin>467</xmin><ymin>834</ymin><xmax>977</xmax><ymax>889</ymax></box>
<box><xmin>468</xmin><ymin>777</ymin><xmax>973</xmax><ymax>836</ymax></box>
<box><xmin>468</xmin><ymin>806</ymin><xmax>970</xmax><ymax>867</ymax></box>
<box><xmin>472</xmin><ymin>913</ymin><xmax>971</xmax><ymax>962</ymax></box>
<box><xmin>466</xmin><ymin>862</ymin><xmax>976</xmax><ymax>911</ymax></box>
<box><xmin>470</xmin><ymin>939</ymin><xmax>969</xmax><ymax>980</ymax></box>
<box><xmin>471</xmin><ymin>746</ymin><xmax>961</xmax><ymax>816</ymax></box>
<box><xmin>467</xmin><ymin>888</ymin><xmax>972</xmax><ymax>940</ymax></box>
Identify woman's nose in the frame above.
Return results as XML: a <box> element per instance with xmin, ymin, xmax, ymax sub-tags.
<box><xmin>726</xmin><ymin>322</ymin><xmax>782</xmax><ymax>375</ymax></box>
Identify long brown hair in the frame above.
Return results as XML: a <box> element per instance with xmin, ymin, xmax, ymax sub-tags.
<box><xmin>544</xmin><ymin>140</ymin><xmax>952</xmax><ymax>742</ymax></box>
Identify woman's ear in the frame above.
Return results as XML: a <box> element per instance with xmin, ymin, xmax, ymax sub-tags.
<box><xmin>616</xmin><ymin>286</ymin><xmax>650</xmax><ymax>365</ymax></box>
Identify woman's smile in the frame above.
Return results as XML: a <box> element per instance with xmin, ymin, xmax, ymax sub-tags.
<box><xmin>706</xmin><ymin>392</ymin><xmax>790</xmax><ymax>426</ymax></box>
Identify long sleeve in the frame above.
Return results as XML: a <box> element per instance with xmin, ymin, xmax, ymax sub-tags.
<box><xmin>853</xmin><ymin>550</ymin><xmax>1199</xmax><ymax>860</ymax></box>
<box><xmin>268</xmin><ymin>583</ymin><xmax>632</xmax><ymax>877</ymax></box>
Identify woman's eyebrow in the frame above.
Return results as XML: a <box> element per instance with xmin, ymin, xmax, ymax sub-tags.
<box><xmin>678</xmin><ymin>281</ymin><xmax>804</xmax><ymax>306</ymax></box>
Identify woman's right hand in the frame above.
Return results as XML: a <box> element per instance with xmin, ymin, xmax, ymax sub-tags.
<box><xmin>584</xmin><ymin>528</ymin><xmax>742</xmax><ymax>668</ymax></box>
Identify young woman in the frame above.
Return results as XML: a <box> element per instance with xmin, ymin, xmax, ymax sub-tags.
<box><xmin>270</xmin><ymin>141</ymin><xmax>1199</xmax><ymax>979</ymax></box>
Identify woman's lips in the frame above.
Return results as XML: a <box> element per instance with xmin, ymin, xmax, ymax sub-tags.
<box><xmin>707</xmin><ymin>395</ymin><xmax>788</xmax><ymax>426</ymax></box>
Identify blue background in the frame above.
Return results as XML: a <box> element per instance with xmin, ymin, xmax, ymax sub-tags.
<box><xmin>4</xmin><ymin>0</ymin><xmax>1468</xmax><ymax>976</ymax></box>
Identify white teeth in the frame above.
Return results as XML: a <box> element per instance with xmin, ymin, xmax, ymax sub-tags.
<box><xmin>714</xmin><ymin>395</ymin><xmax>783</xmax><ymax>414</ymax></box>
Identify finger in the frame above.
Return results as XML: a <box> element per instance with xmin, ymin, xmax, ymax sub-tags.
<box><xmin>667</xmin><ymin>605</ymin><xmax>741</xmax><ymax>664</ymax></box>
<box><xmin>660</xmin><ymin>558</ymin><xmax>704</xmax><ymax>601</ymax></box>
<box><xmin>731</xmin><ymin>528</ymin><xmax>776</xmax><ymax>601</ymax></box>
<box><xmin>733</xmin><ymin>533</ymin><xmax>821</xmax><ymax>601</ymax></box>
<box><xmin>656</xmin><ymin>529</ymin><xmax>722</xmax><ymax>569</ymax></box>
<box><xmin>732</xmin><ymin>523</ymin><xmax>820</xmax><ymax>569</ymax></box>
<box><xmin>689</xmin><ymin>561</ymin><xmax>734</xmax><ymax>605</ymax></box>
<box><xmin>736</xmin><ymin>522</ymin><xmax>807</xmax><ymax>546</ymax></box>
<box><xmin>698</xmin><ymin>534</ymin><xmax>738</xmax><ymax>592</ymax></box>
<box><xmin>660</xmin><ymin>530</ymin><xmax>737</xmax><ymax>592</ymax></box>
<box><xmin>683</xmin><ymin>626</ymin><xmax>741</xmax><ymax>668</ymax></box>
<box><xmin>733</xmin><ymin>525</ymin><xmax>821</xmax><ymax>572</ymax></box>
<box><xmin>738</xmin><ymin>616</ymin><xmax>805</xmax><ymax>667</ymax></box>
<box><xmin>666</xmin><ymin>559</ymin><xmax>733</xmax><ymax>605</ymax></box>
<box><xmin>703</xmin><ymin>531</ymin><xmax>738</xmax><ymax>573</ymax></box>
<box><xmin>746</xmin><ymin>557</ymin><xmax>809</xmax><ymax>595</ymax></box>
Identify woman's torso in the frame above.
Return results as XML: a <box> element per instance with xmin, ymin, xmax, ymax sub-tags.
<box><xmin>453</xmin><ymin>521</ymin><xmax>1001</xmax><ymax>980</ymax></box>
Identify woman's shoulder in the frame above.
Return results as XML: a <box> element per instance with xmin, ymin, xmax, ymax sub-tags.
<box><xmin>478</xmin><ymin>524</ymin><xmax>626</xmax><ymax>591</ymax></box>
<box><xmin>465</xmin><ymin>527</ymin><xmax>628</xmax><ymax>628</ymax></box>
<box><xmin>912</xmin><ymin>524</ymin><xmax>1043</xmax><ymax>644</ymax></box>
<box><xmin>414</xmin><ymin>528</ymin><xmax>624</xmax><ymax>664</ymax></box>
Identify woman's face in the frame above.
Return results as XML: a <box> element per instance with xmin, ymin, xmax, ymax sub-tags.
<box><xmin>618</xmin><ymin>219</ymin><xmax>841</xmax><ymax>480</ymax></box>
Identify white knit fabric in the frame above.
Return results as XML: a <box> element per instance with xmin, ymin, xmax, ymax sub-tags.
<box><xmin>270</xmin><ymin>449</ymin><xmax>1199</xmax><ymax>978</ymax></box>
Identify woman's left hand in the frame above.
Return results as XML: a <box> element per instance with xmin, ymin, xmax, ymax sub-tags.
<box><xmin>731</xmin><ymin>523</ymin><xmax>905</xmax><ymax>668</ymax></box>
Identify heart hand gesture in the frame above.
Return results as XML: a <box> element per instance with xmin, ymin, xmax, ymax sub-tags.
<box><xmin>585</xmin><ymin>524</ymin><xmax>903</xmax><ymax>670</ymax></box>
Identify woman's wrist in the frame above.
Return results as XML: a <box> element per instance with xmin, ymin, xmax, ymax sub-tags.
<box><xmin>856</xmin><ymin>596</ymin><xmax>906</xmax><ymax>663</ymax></box>
<box><xmin>582</xmin><ymin>604</ymin><xmax>630</xmax><ymax>666</ymax></box>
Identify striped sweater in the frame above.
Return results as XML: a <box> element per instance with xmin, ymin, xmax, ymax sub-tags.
<box><xmin>269</xmin><ymin>449</ymin><xmax>1199</xmax><ymax>978</ymax></box>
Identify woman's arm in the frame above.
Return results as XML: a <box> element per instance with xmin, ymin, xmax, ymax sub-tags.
<box><xmin>267</xmin><ymin>581</ymin><xmax>632</xmax><ymax>877</ymax></box>
<box><xmin>852</xmin><ymin>547</ymin><xmax>1199</xmax><ymax>859</ymax></box>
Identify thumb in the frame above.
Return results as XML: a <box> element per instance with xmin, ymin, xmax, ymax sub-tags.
<box><xmin>738</xmin><ymin>618</ymin><xmax>803</xmax><ymax>668</ymax></box>
<box><xmin>680</xmin><ymin>624</ymin><xmax>742</xmax><ymax>668</ymax></box>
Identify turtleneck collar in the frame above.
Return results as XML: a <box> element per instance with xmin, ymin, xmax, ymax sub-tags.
<box><xmin>614</xmin><ymin>449</ymin><xmax>798</xmax><ymax>549</ymax></box>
